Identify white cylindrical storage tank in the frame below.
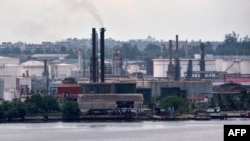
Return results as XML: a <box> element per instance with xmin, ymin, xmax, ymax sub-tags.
<box><xmin>0</xmin><ymin>56</ymin><xmax>19</xmax><ymax>65</ymax></box>
<box><xmin>21</xmin><ymin>61</ymin><xmax>44</xmax><ymax>77</ymax></box>
<box><xmin>0</xmin><ymin>75</ymin><xmax>16</xmax><ymax>89</ymax></box>
<box><xmin>222</xmin><ymin>60</ymin><xmax>240</xmax><ymax>74</ymax></box>
<box><xmin>4</xmin><ymin>89</ymin><xmax>17</xmax><ymax>101</ymax></box>
<box><xmin>153</xmin><ymin>59</ymin><xmax>169</xmax><ymax>78</ymax></box>
<box><xmin>215</xmin><ymin>59</ymin><xmax>224</xmax><ymax>72</ymax></box>
<box><xmin>0</xmin><ymin>79</ymin><xmax>4</xmax><ymax>100</ymax></box>
<box><xmin>50</xmin><ymin>63</ymin><xmax>77</xmax><ymax>79</ymax></box>
<box><xmin>240</xmin><ymin>60</ymin><xmax>250</xmax><ymax>74</ymax></box>
<box><xmin>4</xmin><ymin>64</ymin><xmax>22</xmax><ymax>76</ymax></box>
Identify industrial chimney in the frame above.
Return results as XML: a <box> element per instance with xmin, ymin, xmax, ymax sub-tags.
<box><xmin>200</xmin><ymin>42</ymin><xmax>205</xmax><ymax>79</ymax></box>
<box><xmin>174</xmin><ymin>35</ymin><xmax>180</xmax><ymax>80</ymax></box>
<box><xmin>42</xmin><ymin>60</ymin><xmax>49</xmax><ymax>95</ymax></box>
<box><xmin>167</xmin><ymin>40</ymin><xmax>174</xmax><ymax>80</ymax></box>
<box><xmin>91</xmin><ymin>28</ymin><xmax>97</xmax><ymax>82</ymax></box>
<box><xmin>100</xmin><ymin>28</ymin><xmax>106</xmax><ymax>82</ymax></box>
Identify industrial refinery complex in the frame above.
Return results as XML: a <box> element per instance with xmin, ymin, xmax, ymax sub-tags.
<box><xmin>0</xmin><ymin>28</ymin><xmax>250</xmax><ymax>120</ymax></box>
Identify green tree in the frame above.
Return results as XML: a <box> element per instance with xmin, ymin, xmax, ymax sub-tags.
<box><xmin>225</xmin><ymin>31</ymin><xmax>239</xmax><ymax>44</ymax></box>
<box><xmin>160</xmin><ymin>96</ymin><xmax>189</xmax><ymax>114</ymax></box>
<box><xmin>41</xmin><ymin>96</ymin><xmax>60</xmax><ymax>113</ymax></box>
<box><xmin>0</xmin><ymin>101</ymin><xmax>26</xmax><ymax>121</ymax></box>
<box><xmin>119</xmin><ymin>43</ymin><xmax>141</xmax><ymax>60</ymax></box>
<box><xmin>62</xmin><ymin>101</ymin><xmax>80</xmax><ymax>120</ymax></box>
<box><xmin>25</xmin><ymin>95</ymin><xmax>60</xmax><ymax>115</ymax></box>
<box><xmin>60</xmin><ymin>46</ymin><xmax>67</xmax><ymax>53</ymax></box>
<box><xmin>141</xmin><ymin>44</ymin><xmax>161</xmax><ymax>61</ymax></box>
<box><xmin>15</xmin><ymin>102</ymin><xmax>26</xmax><ymax>120</ymax></box>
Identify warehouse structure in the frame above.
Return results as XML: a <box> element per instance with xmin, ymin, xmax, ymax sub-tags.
<box><xmin>78</xmin><ymin>94</ymin><xmax>143</xmax><ymax>114</ymax></box>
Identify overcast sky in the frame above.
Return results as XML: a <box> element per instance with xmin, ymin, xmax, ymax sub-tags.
<box><xmin>0</xmin><ymin>0</ymin><xmax>249</xmax><ymax>43</ymax></box>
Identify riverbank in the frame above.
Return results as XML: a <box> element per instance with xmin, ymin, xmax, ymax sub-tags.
<box><xmin>1</xmin><ymin>114</ymin><xmax>249</xmax><ymax>123</ymax></box>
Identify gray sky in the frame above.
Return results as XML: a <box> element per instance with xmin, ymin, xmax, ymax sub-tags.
<box><xmin>0</xmin><ymin>0</ymin><xmax>249</xmax><ymax>43</ymax></box>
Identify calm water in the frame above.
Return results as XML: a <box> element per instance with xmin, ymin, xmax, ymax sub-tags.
<box><xmin>0</xmin><ymin>118</ymin><xmax>250</xmax><ymax>141</ymax></box>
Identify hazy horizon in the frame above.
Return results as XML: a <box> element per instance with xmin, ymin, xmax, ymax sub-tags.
<box><xmin>0</xmin><ymin>0</ymin><xmax>249</xmax><ymax>44</ymax></box>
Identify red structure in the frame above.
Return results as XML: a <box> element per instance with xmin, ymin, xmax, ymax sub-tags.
<box><xmin>56</xmin><ymin>84</ymin><xmax>81</xmax><ymax>97</ymax></box>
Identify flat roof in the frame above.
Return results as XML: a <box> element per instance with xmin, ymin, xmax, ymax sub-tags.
<box><xmin>31</xmin><ymin>54</ymin><xmax>69</xmax><ymax>60</ymax></box>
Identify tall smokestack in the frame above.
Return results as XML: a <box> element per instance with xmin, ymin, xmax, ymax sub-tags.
<box><xmin>100</xmin><ymin>28</ymin><xmax>106</xmax><ymax>82</ymax></box>
<box><xmin>169</xmin><ymin>40</ymin><xmax>173</xmax><ymax>63</ymax></box>
<box><xmin>176</xmin><ymin>35</ymin><xmax>179</xmax><ymax>57</ymax></box>
<box><xmin>200</xmin><ymin>42</ymin><xmax>205</xmax><ymax>79</ymax></box>
<box><xmin>167</xmin><ymin>40</ymin><xmax>174</xmax><ymax>80</ymax></box>
<box><xmin>174</xmin><ymin>35</ymin><xmax>180</xmax><ymax>80</ymax></box>
<box><xmin>91</xmin><ymin>28</ymin><xmax>97</xmax><ymax>82</ymax></box>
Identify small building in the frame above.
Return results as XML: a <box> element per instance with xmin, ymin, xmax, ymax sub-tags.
<box><xmin>54</xmin><ymin>84</ymin><xmax>81</xmax><ymax>102</ymax></box>
<box><xmin>78</xmin><ymin>94</ymin><xmax>143</xmax><ymax>113</ymax></box>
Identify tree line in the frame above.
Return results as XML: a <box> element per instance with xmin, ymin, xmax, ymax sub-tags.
<box><xmin>0</xmin><ymin>95</ymin><xmax>80</xmax><ymax>121</ymax></box>
<box><xmin>1</xmin><ymin>32</ymin><xmax>249</xmax><ymax>62</ymax></box>
<box><xmin>159</xmin><ymin>91</ymin><xmax>250</xmax><ymax>115</ymax></box>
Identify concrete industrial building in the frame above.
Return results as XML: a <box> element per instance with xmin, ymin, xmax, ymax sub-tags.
<box><xmin>78</xmin><ymin>94</ymin><xmax>143</xmax><ymax>114</ymax></box>
<box><xmin>136</xmin><ymin>79</ymin><xmax>213</xmax><ymax>102</ymax></box>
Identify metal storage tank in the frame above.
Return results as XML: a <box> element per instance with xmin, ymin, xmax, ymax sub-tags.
<box><xmin>153</xmin><ymin>58</ymin><xmax>216</xmax><ymax>78</ymax></box>
<box><xmin>222</xmin><ymin>60</ymin><xmax>240</xmax><ymax>74</ymax></box>
<box><xmin>21</xmin><ymin>61</ymin><xmax>44</xmax><ymax>77</ymax></box>
<box><xmin>0</xmin><ymin>75</ymin><xmax>16</xmax><ymax>89</ymax></box>
<box><xmin>153</xmin><ymin>59</ymin><xmax>169</xmax><ymax>78</ymax></box>
<box><xmin>4</xmin><ymin>64</ymin><xmax>22</xmax><ymax>76</ymax></box>
<box><xmin>0</xmin><ymin>79</ymin><xmax>4</xmax><ymax>100</ymax></box>
<box><xmin>50</xmin><ymin>63</ymin><xmax>77</xmax><ymax>80</ymax></box>
<box><xmin>240</xmin><ymin>60</ymin><xmax>250</xmax><ymax>74</ymax></box>
<box><xmin>215</xmin><ymin>59</ymin><xmax>224</xmax><ymax>72</ymax></box>
<box><xmin>0</xmin><ymin>56</ymin><xmax>19</xmax><ymax>65</ymax></box>
<box><xmin>4</xmin><ymin>89</ymin><xmax>18</xmax><ymax>101</ymax></box>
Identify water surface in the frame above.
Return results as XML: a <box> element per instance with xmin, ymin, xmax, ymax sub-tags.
<box><xmin>0</xmin><ymin>118</ymin><xmax>249</xmax><ymax>141</ymax></box>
